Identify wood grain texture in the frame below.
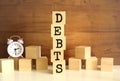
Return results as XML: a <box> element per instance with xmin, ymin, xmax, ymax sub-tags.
<box><xmin>0</xmin><ymin>0</ymin><xmax>120</xmax><ymax>64</ymax></box>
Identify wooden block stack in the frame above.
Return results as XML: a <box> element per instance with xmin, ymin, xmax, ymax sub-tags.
<box><xmin>69</xmin><ymin>46</ymin><xmax>98</xmax><ymax>71</ymax></box>
<box><xmin>0</xmin><ymin>59</ymin><xmax>14</xmax><ymax>73</ymax></box>
<box><xmin>101</xmin><ymin>57</ymin><xmax>114</xmax><ymax>72</ymax></box>
<box><xmin>17</xmin><ymin>45</ymin><xmax>48</xmax><ymax>71</ymax></box>
<box><xmin>51</xmin><ymin>11</ymin><xmax>66</xmax><ymax>74</ymax></box>
<box><xmin>69</xmin><ymin>46</ymin><xmax>114</xmax><ymax>71</ymax></box>
<box><xmin>75</xmin><ymin>46</ymin><xmax>98</xmax><ymax>70</ymax></box>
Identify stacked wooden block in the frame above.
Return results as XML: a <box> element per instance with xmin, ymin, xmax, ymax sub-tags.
<box><xmin>24</xmin><ymin>46</ymin><xmax>48</xmax><ymax>71</ymax></box>
<box><xmin>51</xmin><ymin>11</ymin><xmax>66</xmax><ymax>74</ymax></box>
<box><xmin>69</xmin><ymin>46</ymin><xmax>97</xmax><ymax>71</ymax></box>
<box><xmin>0</xmin><ymin>46</ymin><xmax>48</xmax><ymax>73</ymax></box>
<box><xmin>69</xmin><ymin>46</ymin><xmax>114</xmax><ymax>72</ymax></box>
<box><xmin>15</xmin><ymin>46</ymin><xmax>48</xmax><ymax>71</ymax></box>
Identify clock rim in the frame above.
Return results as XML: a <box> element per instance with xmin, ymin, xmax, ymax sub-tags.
<box><xmin>7</xmin><ymin>42</ymin><xmax>24</xmax><ymax>57</ymax></box>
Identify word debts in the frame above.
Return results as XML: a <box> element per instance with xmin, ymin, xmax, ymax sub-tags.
<box><xmin>51</xmin><ymin>11</ymin><xmax>66</xmax><ymax>74</ymax></box>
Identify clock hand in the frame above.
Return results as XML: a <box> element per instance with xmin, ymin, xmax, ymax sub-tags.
<box><xmin>14</xmin><ymin>48</ymin><xmax>17</xmax><ymax>55</ymax></box>
<box><xmin>16</xmin><ymin>48</ymin><xmax>20</xmax><ymax>50</ymax></box>
<box><xmin>15</xmin><ymin>48</ymin><xmax>20</xmax><ymax>50</ymax></box>
<box><xmin>14</xmin><ymin>48</ymin><xmax>20</xmax><ymax>55</ymax></box>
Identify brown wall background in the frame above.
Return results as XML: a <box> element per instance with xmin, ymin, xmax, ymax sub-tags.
<box><xmin>0</xmin><ymin>0</ymin><xmax>120</xmax><ymax>64</ymax></box>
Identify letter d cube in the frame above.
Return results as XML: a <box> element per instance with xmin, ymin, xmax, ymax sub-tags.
<box><xmin>52</xmin><ymin>11</ymin><xmax>66</xmax><ymax>24</ymax></box>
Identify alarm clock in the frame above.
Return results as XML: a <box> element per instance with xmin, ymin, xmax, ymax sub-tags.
<box><xmin>7</xmin><ymin>35</ymin><xmax>24</xmax><ymax>57</ymax></box>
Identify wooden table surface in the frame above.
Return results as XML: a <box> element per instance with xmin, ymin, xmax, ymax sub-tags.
<box><xmin>0</xmin><ymin>66</ymin><xmax>120</xmax><ymax>81</ymax></box>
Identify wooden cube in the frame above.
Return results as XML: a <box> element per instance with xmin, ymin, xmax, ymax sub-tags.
<box><xmin>51</xmin><ymin>50</ymin><xmax>64</xmax><ymax>62</ymax></box>
<box><xmin>53</xmin><ymin>36</ymin><xmax>66</xmax><ymax>50</ymax></box>
<box><xmin>36</xmin><ymin>56</ymin><xmax>48</xmax><ymax>70</ymax></box>
<box><xmin>75</xmin><ymin>46</ymin><xmax>91</xmax><ymax>59</ymax></box>
<box><xmin>25</xmin><ymin>46</ymin><xmax>41</xmax><ymax>59</ymax></box>
<box><xmin>52</xmin><ymin>11</ymin><xmax>66</xmax><ymax>24</ymax></box>
<box><xmin>101</xmin><ymin>57</ymin><xmax>114</xmax><ymax>72</ymax></box>
<box><xmin>85</xmin><ymin>57</ymin><xmax>98</xmax><ymax>70</ymax></box>
<box><xmin>8</xmin><ymin>57</ymin><xmax>19</xmax><ymax>70</ymax></box>
<box><xmin>68</xmin><ymin>58</ymin><xmax>81</xmax><ymax>71</ymax></box>
<box><xmin>51</xmin><ymin>24</ymin><xmax>65</xmax><ymax>37</ymax></box>
<box><xmin>0</xmin><ymin>59</ymin><xmax>14</xmax><ymax>73</ymax></box>
<box><xmin>19</xmin><ymin>59</ymin><xmax>32</xmax><ymax>71</ymax></box>
<box><xmin>53</xmin><ymin>60</ymin><xmax>66</xmax><ymax>74</ymax></box>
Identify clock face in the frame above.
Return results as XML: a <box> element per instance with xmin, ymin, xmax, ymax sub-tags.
<box><xmin>7</xmin><ymin>42</ymin><xmax>24</xmax><ymax>57</ymax></box>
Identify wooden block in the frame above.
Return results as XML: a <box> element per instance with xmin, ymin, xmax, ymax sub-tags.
<box><xmin>19</xmin><ymin>59</ymin><xmax>32</xmax><ymax>71</ymax></box>
<box><xmin>25</xmin><ymin>46</ymin><xmax>41</xmax><ymax>59</ymax></box>
<box><xmin>75</xmin><ymin>46</ymin><xmax>91</xmax><ymax>59</ymax></box>
<box><xmin>53</xmin><ymin>36</ymin><xmax>66</xmax><ymax>50</ymax></box>
<box><xmin>0</xmin><ymin>59</ymin><xmax>14</xmax><ymax>73</ymax></box>
<box><xmin>36</xmin><ymin>56</ymin><xmax>48</xmax><ymax>70</ymax></box>
<box><xmin>101</xmin><ymin>57</ymin><xmax>114</xmax><ymax>72</ymax></box>
<box><xmin>53</xmin><ymin>60</ymin><xmax>66</xmax><ymax>74</ymax></box>
<box><xmin>68</xmin><ymin>58</ymin><xmax>81</xmax><ymax>71</ymax></box>
<box><xmin>52</xmin><ymin>11</ymin><xmax>66</xmax><ymax>24</ymax></box>
<box><xmin>51</xmin><ymin>24</ymin><xmax>65</xmax><ymax>37</ymax></box>
<box><xmin>85</xmin><ymin>57</ymin><xmax>98</xmax><ymax>70</ymax></box>
<box><xmin>51</xmin><ymin>49</ymin><xmax>64</xmax><ymax>62</ymax></box>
